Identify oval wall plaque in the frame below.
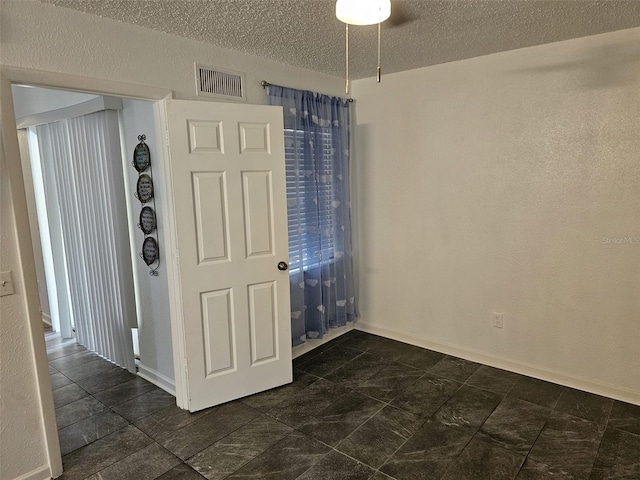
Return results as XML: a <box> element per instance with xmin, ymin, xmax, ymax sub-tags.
<box><xmin>139</xmin><ymin>206</ymin><xmax>157</xmax><ymax>235</ymax></box>
<box><xmin>133</xmin><ymin>142</ymin><xmax>151</xmax><ymax>172</ymax></box>
<box><xmin>136</xmin><ymin>174</ymin><xmax>154</xmax><ymax>203</ymax></box>
<box><xmin>141</xmin><ymin>237</ymin><xmax>159</xmax><ymax>266</ymax></box>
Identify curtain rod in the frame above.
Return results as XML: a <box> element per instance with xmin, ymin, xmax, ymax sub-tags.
<box><xmin>261</xmin><ymin>80</ymin><xmax>354</xmax><ymax>103</ymax></box>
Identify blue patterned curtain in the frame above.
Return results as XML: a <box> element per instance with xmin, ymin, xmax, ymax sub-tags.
<box><xmin>268</xmin><ymin>85</ymin><xmax>358</xmax><ymax>346</ymax></box>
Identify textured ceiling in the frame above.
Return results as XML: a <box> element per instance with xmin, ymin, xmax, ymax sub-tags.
<box><xmin>39</xmin><ymin>0</ymin><xmax>640</xmax><ymax>80</ymax></box>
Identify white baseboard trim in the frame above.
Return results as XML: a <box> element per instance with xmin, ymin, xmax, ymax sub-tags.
<box><xmin>14</xmin><ymin>464</ymin><xmax>51</xmax><ymax>480</ymax></box>
<box><xmin>355</xmin><ymin>321</ymin><xmax>640</xmax><ymax>406</ymax></box>
<box><xmin>292</xmin><ymin>322</ymin><xmax>355</xmax><ymax>359</ymax></box>
<box><xmin>137</xmin><ymin>364</ymin><xmax>176</xmax><ymax>396</ymax></box>
<box><xmin>41</xmin><ymin>313</ymin><xmax>52</xmax><ymax>327</ymax></box>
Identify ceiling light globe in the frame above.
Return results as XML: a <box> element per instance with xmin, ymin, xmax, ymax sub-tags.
<box><xmin>336</xmin><ymin>0</ymin><xmax>391</xmax><ymax>25</ymax></box>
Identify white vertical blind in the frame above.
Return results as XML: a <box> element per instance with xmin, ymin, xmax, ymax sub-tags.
<box><xmin>33</xmin><ymin>110</ymin><xmax>136</xmax><ymax>372</ymax></box>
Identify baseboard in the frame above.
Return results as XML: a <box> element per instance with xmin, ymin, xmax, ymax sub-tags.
<box><xmin>355</xmin><ymin>321</ymin><xmax>640</xmax><ymax>406</ymax></box>
<box><xmin>137</xmin><ymin>364</ymin><xmax>176</xmax><ymax>396</ymax></box>
<box><xmin>41</xmin><ymin>313</ymin><xmax>52</xmax><ymax>327</ymax></box>
<box><xmin>292</xmin><ymin>322</ymin><xmax>355</xmax><ymax>359</ymax></box>
<box><xmin>13</xmin><ymin>464</ymin><xmax>51</xmax><ymax>480</ymax></box>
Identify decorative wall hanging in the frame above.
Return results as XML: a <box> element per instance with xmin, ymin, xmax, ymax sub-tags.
<box><xmin>132</xmin><ymin>134</ymin><xmax>160</xmax><ymax>276</ymax></box>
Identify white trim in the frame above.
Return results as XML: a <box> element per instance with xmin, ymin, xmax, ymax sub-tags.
<box><xmin>16</xmin><ymin>96</ymin><xmax>122</xmax><ymax>129</ymax></box>
<box><xmin>292</xmin><ymin>322</ymin><xmax>355</xmax><ymax>359</ymax></box>
<box><xmin>41</xmin><ymin>313</ymin><xmax>52</xmax><ymax>327</ymax></box>
<box><xmin>13</xmin><ymin>464</ymin><xmax>51</xmax><ymax>480</ymax></box>
<box><xmin>137</xmin><ymin>364</ymin><xmax>176</xmax><ymax>396</ymax></box>
<box><xmin>155</xmin><ymin>99</ymin><xmax>189</xmax><ymax>409</ymax></box>
<box><xmin>355</xmin><ymin>320</ymin><xmax>640</xmax><ymax>406</ymax></box>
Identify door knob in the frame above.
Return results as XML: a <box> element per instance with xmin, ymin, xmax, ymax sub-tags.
<box><xmin>277</xmin><ymin>261</ymin><xmax>289</xmax><ymax>271</ymax></box>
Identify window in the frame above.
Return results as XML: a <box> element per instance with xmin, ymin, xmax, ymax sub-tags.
<box><xmin>284</xmin><ymin>128</ymin><xmax>335</xmax><ymax>271</ymax></box>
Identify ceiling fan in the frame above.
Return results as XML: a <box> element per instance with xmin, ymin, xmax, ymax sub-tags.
<box><xmin>335</xmin><ymin>0</ymin><xmax>415</xmax><ymax>94</ymax></box>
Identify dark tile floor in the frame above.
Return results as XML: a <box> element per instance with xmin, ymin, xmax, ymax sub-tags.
<box><xmin>47</xmin><ymin>329</ymin><xmax>640</xmax><ymax>479</ymax></box>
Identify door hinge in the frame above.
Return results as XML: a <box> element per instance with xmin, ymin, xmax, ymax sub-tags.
<box><xmin>165</xmin><ymin>130</ymin><xmax>170</xmax><ymax>146</ymax></box>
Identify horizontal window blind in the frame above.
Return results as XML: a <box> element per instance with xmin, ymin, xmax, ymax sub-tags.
<box><xmin>284</xmin><ymin>128</ymin><xmax>334</xmax><ymax>271</ymax></box>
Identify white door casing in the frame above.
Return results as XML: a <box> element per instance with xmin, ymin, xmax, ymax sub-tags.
<box><xmin>165</xmin><ymin>99</ymin><xmax>292</xmax><ymax>412</ymax></box>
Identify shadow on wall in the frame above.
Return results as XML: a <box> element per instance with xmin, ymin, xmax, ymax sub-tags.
<box><xmin>509</xmin><ymin>40</ymin><xmax>640</xmax><ymax>90</ymax></box>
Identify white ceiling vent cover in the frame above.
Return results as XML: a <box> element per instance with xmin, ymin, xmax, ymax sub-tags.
<box><xmin>195</xmin><ymin>64</ymin><xmax>246</xmax><ymax>102</ymax></box>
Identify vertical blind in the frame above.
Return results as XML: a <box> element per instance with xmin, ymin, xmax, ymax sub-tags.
<box><xmin>33</xmin><ymin>110</ymin><xmax>136</xmax><ymax>372</ymax></box>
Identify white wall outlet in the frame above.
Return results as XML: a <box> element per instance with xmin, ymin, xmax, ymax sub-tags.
<box><xmin>492</xmin><ymin>312</ymin><xmax>504</xmax><ymax>329</ymax></box>
<box><xmin>0</xmin><ymin>271</ymin><xmax>15</xmax><ymax>297</ymax></box>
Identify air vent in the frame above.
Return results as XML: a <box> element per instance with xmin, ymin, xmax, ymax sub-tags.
<box><xmin>195</xmin><ymin>64</ymin><xmax>246</xmax><ymax>102</ymax></box>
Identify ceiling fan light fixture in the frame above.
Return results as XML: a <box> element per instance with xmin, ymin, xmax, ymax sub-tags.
<box><xmin>336</xmin><ymin>0</ymin><xmax>391</xmax><ymax>26</ymax></box>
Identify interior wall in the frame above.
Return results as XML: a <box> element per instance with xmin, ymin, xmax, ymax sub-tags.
<box><xmin>0</xmin><ymin>0</ymin><xmax>345</xmax><ymax>102</ymax></box>
<box><xmin>352</xmin><ymin>27</ymin><xmax>640</xmax><ymax>403</ymax></box>
<box><xmin>119</xmin><ymin>98</ymin><xmax>174</xmax><ymax>391</ymax></box>
<box><xmin>12</xmin><ymin>85</ymin><xmax>99</xmax><ymax>119</ymax></box>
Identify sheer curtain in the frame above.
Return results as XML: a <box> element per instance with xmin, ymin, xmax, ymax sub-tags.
<box><xmin>268</xmin><ymin>85</ymin><xmax>357</xmax><ymax>346</ymax></box>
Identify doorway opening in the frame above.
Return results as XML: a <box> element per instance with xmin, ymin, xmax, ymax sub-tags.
<box><xmin>13</xmin><ymin>84</ymin><xmax>176</xmax><ymax>457</ymax></box>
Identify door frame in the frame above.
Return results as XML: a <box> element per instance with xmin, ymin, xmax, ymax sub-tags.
<box><xmin>0</xmin><ymin>66</ymin><xmax>189</xmax><ymax>477</ymax></box>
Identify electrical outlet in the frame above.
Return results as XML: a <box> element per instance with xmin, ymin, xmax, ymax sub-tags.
<box><xmin>492</xmin><ymin>312</ymin><xmax>504</xmax><ymax>329</ymax></box>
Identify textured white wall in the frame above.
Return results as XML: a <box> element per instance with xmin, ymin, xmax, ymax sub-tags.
<box><xmin>352</xmin><ymin>28</ymin><xmax>640</xmax><ymax>402</ymax></box>
<box><xmin>0</xmin><ymin>1</ymin><xmax>345</xmax><ymax>102</ymax></box>
<box><xmin>120</xmin><ymin>98</ymin><xmax>174</xmax><ymax>390</ymax></box>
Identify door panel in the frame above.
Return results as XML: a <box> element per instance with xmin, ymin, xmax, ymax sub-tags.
<box><xmin>166</xmin><ymin>100</ymin><xmax>291</xmax><ymax>412</ymax></box>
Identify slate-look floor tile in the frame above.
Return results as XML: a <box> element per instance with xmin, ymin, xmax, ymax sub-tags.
<box><xmin>56</xmin><ymin>396</ymin><xmax>109</xmax><ymax>429</ymax></box>
<box><xmin>86</xmin><ymin>442</ymin><xmax>181</xmax><ymax>480</ymax></box>
<box><xmin>433</xmin><ymin>384</ymin><xmax>502</xmax><ymax>434</ymax></box>
<box><xmin>465</xmin><ymin>365</ymin><xmax>521</xmax><ymax>396</ymax></box>
<box><xmin>298</xmin><ymin>391</ymin><xmax>383</xmax><ymax>446</ymax></box>
<box><xmin>380</xmin><ymin>419</ymin><xmax>473</xmax><ymax>480</ymax></box>
<box><xmin>61</xmin><ymin>425</ymin><xmax>154</xmax><ymax>480</ymax></box>
<box><xmin>356</xmin><ymin>363</ymin><xmax>424</xmax><ymax>403</ymax></box>
<box><xmin>92</xmin><ymin>377</ymin><xmax>158</xmax><ymax>407</ymax></box>
<box><xmin>296</xmin><ymin>450</ymin><xmax>374</xmax><ymax>479</ymax></box>
<box><xmin>227</xmin><ymin>431</ymin><xmax>330</xmax><ymax>480</ymax></box>
<box><xmin>159</xmin><ymin>402</ymin><xmax>261</xmax><ymax>461</ymax></box>
<box><xmin>134</xmin><ymin>404</ymin><xmax>212</xmax><ymax>440</ymax></box>
<box><xmin>296</xmin><ymin>344</ymin><xmax>362</xmax><ymax>377</ymax></box>
<box><xmin>58</xmin><ymin>410</ymin><xmax>129</xmax><ymax>455</ymax></box>
<box><xmin>528</xmin><ymin>410</ymin><xmax>604</xmax><ymax>478</ymax></box>
<box><xmin>53</xmin><ymin>383</ymin><xmax>90</xmax><ymax>409</ymax></box>
<box><xmin>324</xmin><ymin>351</ymin><xmax>389</xmax><ymax>388</ymax></box>
<box><xmin>58</xmin><ymin>358</ymin><xmax>119</xmax><ymax>382</ymax></box>
<box><xmin>441</xmin><ymin>437</ymin><xmax>525</xmax><ymax>480</ymax></box>
<box><xmin>337</xmin><ymin>405</ymin><xmax>423</xmax><ymax>469</ymax></box>
<box><xmin>555</xmin><ymin>388</ymin><xmax>613</xmax><ymax>425</ymax></box>
<box><xmin>50</xmin><ymin>372</ymin><xmax>73</xmax><ymax>390</ymax></box>
<box><xmin>45</xmin><ymin>332</ymin><xmax>640</xmax><ymax>480</ymax></box>
<box><xmin>187</xmin><ymin>415</ymin><xmax>293</xmax><ymax>480</ymax></box>
<box><xmin>267</xmin><ymin>378</ymin><xmax>350</xmax><ymax>428</ymax></box>
<box><xmin>429</xmin><ymin>356</ymin><xmax>481</xmax><ymax>382</ymax></box>
<box><xmin>607</xmin><ymin>400</ymin><xmax>640</xmax><ymax>436</ymax></box>
<box><xmin>391</xmin><ymin>372</ymin><xmax>461</xmax><ymax>418</ymax></box>
<box><xmin>396</xmin><ymin>345</ymin><xmax>445</xmax><ymax>370</ymax></box>
<box><xmin>589</xmin><ymin>427</ymin><xmax>640</xmax><ymax>479</ymax></box>
<box><xmin>75</xmin><ymin>368</ymin><xmax>137</xmax><ymax>395</ymax></box>
<box><xmin>508</xmin><ymin>375</ymin><xmax>564</xmax><ymax>408</ymax></box>
<box><xmin>478</xmin><ymin>396</ymin><xmax>551</xmax><ymax>454</ymax></box>
<box><xmin>241</xmin><ymin>371</ymin><xmax>317</xmax><ymax>411</ymax></box>
<box><xmin>111</xmin><ymin>388</ymin><xmax>176</xmax><ymax>422</ymax></box>
<box><xmin>156</xmin><ymin>463</ymin><xmax>207</xmax><ymax>479</ymax></box>
<box><xmin>516</xmin><ymin>458</ymin><xmax>577</xmax><ymax>479</ymax></box>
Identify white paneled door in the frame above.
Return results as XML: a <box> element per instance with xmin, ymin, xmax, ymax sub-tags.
<box><xmin>165</xmin><ymin>100</ymin><xmax>292</xmax><ymax>412</ymax></box>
